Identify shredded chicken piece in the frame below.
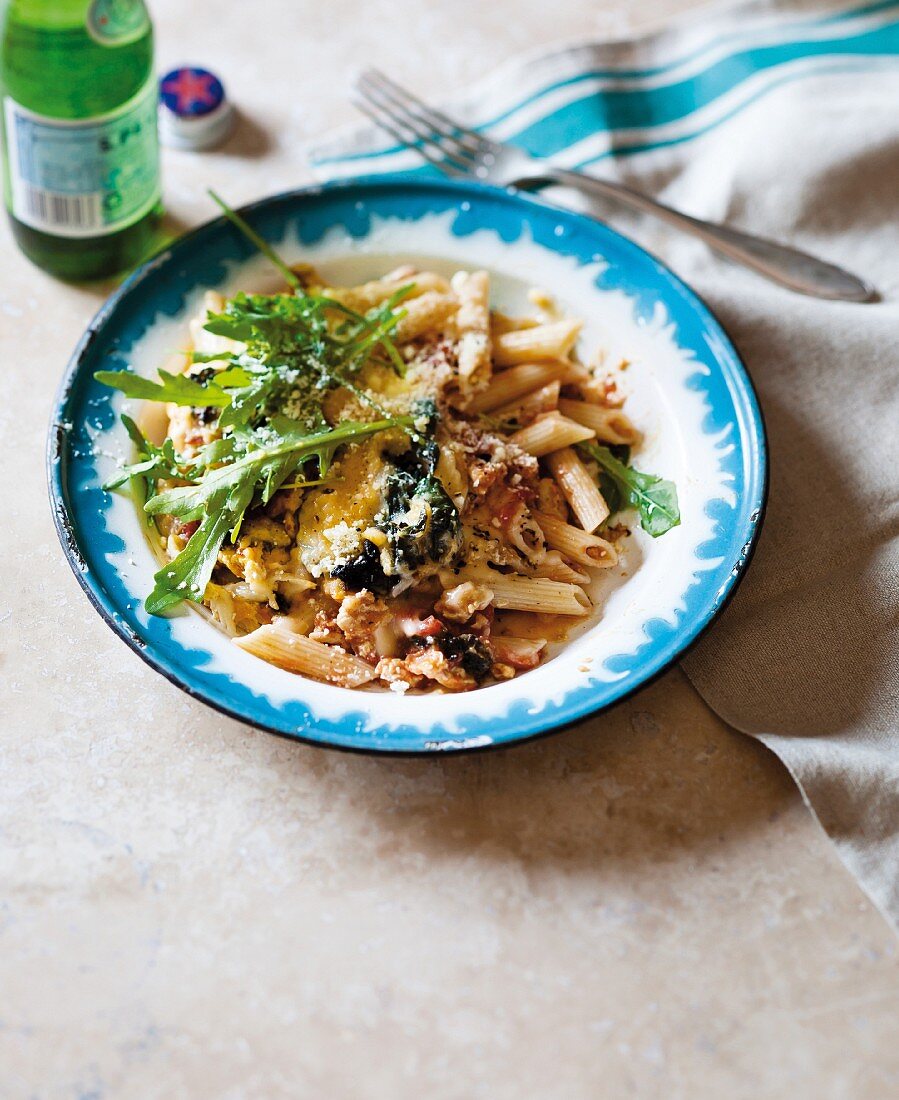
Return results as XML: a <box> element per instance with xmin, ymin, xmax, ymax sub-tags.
<box><xmin>435</xmin><ymin>581</ymin><xmax>493</xmax><ymax>624</ymax></box>
<box><xmin>375</xmin><ymin>657</ymin><xmax>425</xmax><ymax>690</ymax></box>
<box><xmin>404</xmin><ymin>645</ymin><xmax>478</xmax><ymax>692</ymax></box>
<box><xmin>574</xmin><ymin>374</ymin><xmax>625</xmax><ymax>407</ymax></box>
<box><xmin>335</xmin><ymin>590</ymin><xmax>391</xmax><ymax>662</ymax></box>
<box><xmin>453</xmin><ymin>421</ymin><xmax>539</xmax><ymax>500</ymax></box>
<box><xmin>309</xmin><ymin>608</ymin><xmax>344</xmax><ymax>646</ymax></box>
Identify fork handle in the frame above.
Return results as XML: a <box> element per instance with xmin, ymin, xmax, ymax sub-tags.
<box><xmin>528</xmin><ymin>165</ymin><xmax>875</xmax><ymax>302</ymax></box>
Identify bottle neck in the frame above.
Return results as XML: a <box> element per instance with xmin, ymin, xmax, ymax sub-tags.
<box><xmin>4</xmin><ymin>2</ymin><xmax>91</xmax><ymax>29</ymax></box>
<box><xmin>1</xmin><ymin>0</ymin><xmax>154</xmax><ymax>117</ymax></box>
<box><xmin>5</xmin><ymin>2</ymin><xmax>152</xmax><ymax>34</ymax></box>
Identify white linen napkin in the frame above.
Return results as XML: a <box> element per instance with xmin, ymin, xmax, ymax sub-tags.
<box><xmin>309</xmin><ymin>0</ymin><xmax>899</xmax><ymax>930</ymax></box>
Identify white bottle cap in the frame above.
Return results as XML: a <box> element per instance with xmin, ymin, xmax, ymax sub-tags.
<box><xmin>158</xmin><ymin>66</ymin><xmax>235</xmax><ymax>151</ymax></box>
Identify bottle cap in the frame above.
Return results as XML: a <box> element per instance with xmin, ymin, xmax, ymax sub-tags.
<box><xmin>159</xmin><ymin>66</ymin><xmax>234</xmax><ymax>151</ymax></box>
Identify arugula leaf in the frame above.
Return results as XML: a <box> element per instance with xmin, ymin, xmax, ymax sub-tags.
<box><xmin>579</xmin><ymin>442</ymin><xmax>680</xmax><ymax>538</ymax></box>
<box><xmin>209</xmin><ymin>190</ymin><xmax>301</xmax><ymax>290</ymax></box>
<box><xmin>100</xmin><ymin>199</ymin><xmax>422</xmax><ymax>617</ymax></box>
<box><xmin>143</xmin><ymin>416</ymin><xmax>412</xmax><ymax>614</ymax></box>
<box><xmin>146</xmin><ymin>482</ymin><xmax>254</xmax><ymax>615</ymax></box>
<box><xmin>104</xmin><ymin>415</ymin><xmax>185</xmax><ymax>494</ymax></box>
<box><xmin>202</xmin><ymin>290</ymin><xmax>407</xmax><ymax>432</ymax></box>
<box><xmin>95</xmin><ymin>368</ymin><xmax>232</xmax><ymax>408</ymax></box>
<box><xmin>596</xmin><ymin>469</ymin><xmax>623</xmax><ymax>515</ymax></box>
<box><xmin>212</xmin><ymin>366</ymin><xmax>253</xmax><ymax>388</ymax></box>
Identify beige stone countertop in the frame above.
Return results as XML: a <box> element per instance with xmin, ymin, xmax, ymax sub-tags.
<box><xmin>2</xmin><ymin>1</ymin><xmax>897</xmax><ymax>1096</ymax></box>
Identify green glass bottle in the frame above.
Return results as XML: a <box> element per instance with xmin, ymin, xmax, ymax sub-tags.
<box><xmin>0</xmin><ymin>0</ymin><xmax>161</xmax><ymax>280</ymax></box>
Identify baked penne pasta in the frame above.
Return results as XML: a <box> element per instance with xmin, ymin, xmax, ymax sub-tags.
<box><xmin>558</xmin><ymin>398</ymin><xmax>641</xmax><ymax>446</ymax></box>
<box><xmin>394</xmin><ymin>291</ymin><xmax>458</xmax><ymax>342</ymax></box>
<box><xmin>467</xmin><ymin>360</ymin><xmax>569</xmax><ymax>413</ymax></box>
<box><xmin>325</xmin><ymin>269</ymin><xmax>450</xmax><ymax>312</ymax></box>
<box><xmin>545</xmin><ymin>447</ymin><xmax>609</xmax><ymax>531</ymax></box>
<box><xmin>467</xmin><ymin>571</ymin><xmax>591</xmax><ymax>615</ymax></box>
<box><xmin>510</xmin><ymin>412</ymin><xmax>595</xmax><ymax>457</ymax></box>
<box><xmin>533</xmin><ymin>511</ymin><xmax>618</xmax><ymax>569</ymax></box>
<box><xmin>234</xmin><ymin>622</ymin><xmax>377</xmax><ymax>687</ymax></box>
<box><xmin>535</xmin><ymin>550</ymin><xmax>591</xmax><ymax>586</ymax></box>
<box><xmin>493</xmin><ymin>318</ymin><xmax>582</xmax><ymax>366</ymax></box>
<box><xmin>493</xmin><ymin>380</ymin><xmax>561</xmax><ymax>427</ymax></box>
<box><xmin>452</xmin><ymin>269</ymin><xmax>491</xmax><ymax>387</ymax></box>
<box><xmin>101</xmin><ymin>236</ymin><xmax>679</xmax><ymax>694</ymax></box>
<box><xmin>490</xmin><ymin>312</ymin><xmax>540</xmax><ymax>336</ymax></box>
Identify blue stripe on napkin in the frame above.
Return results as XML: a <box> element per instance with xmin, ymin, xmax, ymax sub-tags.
<box><xmin>310</xmin><ymin>0</ymin><xmax>899</xmax><ymax>176</ymax></box>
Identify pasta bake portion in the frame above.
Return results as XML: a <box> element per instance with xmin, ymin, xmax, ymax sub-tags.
<box><xmin>99</xmin><ymin>203</ymin><xmax>679</xmax><ymax>693</ymax></box>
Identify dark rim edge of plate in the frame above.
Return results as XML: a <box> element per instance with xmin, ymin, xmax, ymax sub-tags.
<box><xmin>46</xmin><ymin>174</ymin><xmax>770</xmax><ymax>756</ymax></box>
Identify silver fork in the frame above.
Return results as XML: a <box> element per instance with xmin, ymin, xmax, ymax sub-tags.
<box><xmin>352</xmin><ymin>68</ymin><xmax>875</xmax><ymax>303</ymax></box>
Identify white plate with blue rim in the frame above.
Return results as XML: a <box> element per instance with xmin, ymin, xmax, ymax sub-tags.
<box><xmin>48</xmin><ymin>176</ymin><xmax>767</xmax><ymax>754</ymax></box>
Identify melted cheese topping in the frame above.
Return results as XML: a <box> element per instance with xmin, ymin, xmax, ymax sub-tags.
<box><xmin>297</xmin><ymin>437</ymin><xmax>390</xmax><ymax>577</ymax></box>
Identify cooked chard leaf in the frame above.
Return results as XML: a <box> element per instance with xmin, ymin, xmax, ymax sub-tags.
<box><xmin>379</xmin><ymin>443</ymin><xmax>460</xmax><ymax>575</ymax></box>
<box><xmin>330</xmin><ymin>539</ymin><xmax>393</xmax><ymax>594</ymax></box>
<box><xmin>332</xmin><ymin>433</ymin><xmax>460</xmax><ymax>596</ymax></box>
<box><xmin>435</xmin><ymin>632</ymin><xmax>493</xmax><ymax>681</ymax></box>
<box><xmin>94</xmin><ymin>368</ymin><xmax>233</xmax><ymax>408</ymax></box>
<box><xmin>579</xmin><ymin>442</ymin><xmax>680</xmax><ymax>538</ymax></box>
<box><xmin>143</xmin><ymin>416</ymin><xmax>413</xmax><ymax>614</ymax></box>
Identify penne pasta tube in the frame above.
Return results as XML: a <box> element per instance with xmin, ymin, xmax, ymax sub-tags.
<box><xmin>509</xmin><ymin>413</ymin><xmax>595</xmax><ymax>458</ymax></box>
<box><xmin>470</xmin><ymin>571</ymin><xmax>591</xmax><ymax>615</ymax></box>
<box><xmin>545</xmin><ymin>447</ymin><xmax>609</xmax><ymax>531</ymax></box>
<box><xmin>558</xmin><ymin>398</ymin><xmax>642</xmax><ymax>446</ymax></box>
<box><xmin>493</xmin><ymin>381</ymin><xmax>560</xmax><ymax>426</ymax></box>
<box><xmin>393</xmin><ymin>291</ymin><xmax>458</xmax><ymax>342</ymax></box>
<box><xmin>533</xmin><ymin>511</ymin><xmax>618</xmax><ymax>569</ymax></box>
<box><xmin>559</xmin><ymin>360</ymin><xmax>592</xmax><ymax>385</ymax></box>
<box><xmin>535</xmin><ymin>550</ymin><xmax>590</xmax><ymax>585</ymax></box>
<box><xmin>452</xmin><ymin>270</ymin><xmax>492</xmax><ymax>385</ymax></box>
<box><xmin>467</xmin><ymin>361</ymin><xmax>569</xmax><ymax>413</ymax></box>
<box><xmin>490</xmin><ymin>312</ymin><xmax>541</xmax><ymax>335</ymax></box>
<box><xmin>326</xmin><ymin>270</ymin><xmax>450</xmax><ymax>312</ymax></box>
<box><xmin>493</xmin><ymin>318</ymin><xmax>582</xmax><ymax>366</ymax></box>
<box><xmin>234</xmin><ymin>622</ymin><xmax>376</xmax><ymax>687</ymax></box>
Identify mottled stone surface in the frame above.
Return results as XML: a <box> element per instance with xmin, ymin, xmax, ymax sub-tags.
<box><xmin>1</xmin><ymin>1</ymin><xmax>897</xmax><ymax>1097</ymax></box>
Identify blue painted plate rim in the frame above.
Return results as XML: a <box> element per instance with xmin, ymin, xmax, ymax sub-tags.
<box><xmin>47</xmin><ymin>174</ymin><xmax>768</xmax><ymax>755</ymax></box>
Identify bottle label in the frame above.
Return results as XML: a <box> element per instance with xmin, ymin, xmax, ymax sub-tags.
<box><xmin>3</xmin><ymin>80</ymin><xmax>160</xmax><ymax>240</ymax></box>
<box><xmin>86</xmin><ymin>0</ymin><xmax>151</xmax><ymax>47</ymax></box>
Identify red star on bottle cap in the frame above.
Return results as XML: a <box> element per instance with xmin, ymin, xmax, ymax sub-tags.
<box><xmin>160</xmin><ymin>68</ymin><xmax>222</xmax><ymax>117</ymax></box>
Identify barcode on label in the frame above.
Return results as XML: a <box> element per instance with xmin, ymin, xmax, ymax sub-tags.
<box><xmin>20</xmin><ymin>186</ymin><xmax>103</xmax><ymax>232</ymax></box>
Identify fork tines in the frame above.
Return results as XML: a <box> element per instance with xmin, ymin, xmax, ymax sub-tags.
<box><xmin>353</xmin><ymin>68</ymin><xmax>495</xmax><ymax>178</ymax></box>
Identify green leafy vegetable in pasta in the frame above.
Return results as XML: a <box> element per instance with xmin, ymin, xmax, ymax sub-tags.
<box><xmin>330</xmin><ymin>427</ymin><xmax>461</xmax><ymax>595</ymax></box>
<box><xmin>95</xmin><ymin>190</ymin><xmax>422</xmax><ymax>615</ymax></box>
<box><xmin>209</xmin><ymin>188</ymin><xmax>302</xmax><ymax>290</ymax></box>
<box><xmin>143</xmin><ymin>416</ymin><xmax>413</xmax><ymax>614</ymax></box>
<box><xmin>104</xmin><ymin>415</ymin><xmax>184</xmax><ymax>494</ymax></box>
<box><xmin>97</xmin><ymin>283</ymin><xmax>413</xmax><ymax>442</ymax></box>
<box><xmin>380</xmin><ymin>441</ymin><xmax>461</xmax><ymax>576</ymax></box>
<box><xmin>93</xmin><ymin>368</ymin><xmax>235</xmax><ymax>408</ymax></box>
<box><xmin>579</xmin><ymin>442</ymin><xmax>680</xmax><ymax>538</ymax></box>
